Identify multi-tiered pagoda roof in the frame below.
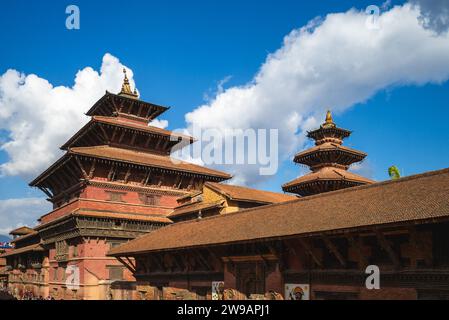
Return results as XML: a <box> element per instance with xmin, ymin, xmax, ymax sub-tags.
<box><xmin>283</xmin><ymin>111</ymin><xmax>374</xmax><ymax>196</ymax></box>
<box><xmin>30</xmin><ymin>69</ymin><xmax>231</xmax><ymax>207</ymax></box>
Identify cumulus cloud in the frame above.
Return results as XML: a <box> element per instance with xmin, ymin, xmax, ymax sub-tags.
<box><xmin>410</xmin><ymin>0</ymin><xmax>449</xmax><ymax>34</ymax></box>
<box><xmin>0</xmin><ymin>53</ymin><xmax>139</xmax><ymax>179</ymax></box>
<box><xmin>185</xmin><ymin>3</ymin><xmax>449</xmax><ymax>185</ymax></box>
<box><xmin>149</xmin><ymin>119</ymin><xmax>169</xmax><ymax>129</ymax></box>
<box><xmin>0</xmin><ymin>198</ymin><xmax>51</xmax><ymax>235</ymax></box>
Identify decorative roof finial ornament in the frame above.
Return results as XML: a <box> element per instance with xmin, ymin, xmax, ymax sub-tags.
<box><xmin>322</xmin><ymin>110</ymin><xmax>336</xmax><ymax>128</ymax></box>
<box><xmin>119</xmin><ymin>68</ymin><xmax>139</xmax><ymax>99</ymax></box>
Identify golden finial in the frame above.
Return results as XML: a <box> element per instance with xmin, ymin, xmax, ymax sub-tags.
<box><xmin>322</xmin><ymin>110</ymin><xmax>336</xmax><ymax>128</ymax></box>
<box><xmin>119</xmin><ymin>68</ymin><xmax>139</xmax><ymax>98</ymax></box>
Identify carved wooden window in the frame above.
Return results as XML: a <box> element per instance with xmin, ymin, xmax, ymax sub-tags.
<box><xmin>55</xmin><ymin>240</ymin><xmax>69</xmax><ymax>262</ymax></box>
<box><xmin>139</xmin><ymin>194</ymin><xmax>160</xmax><ymax>206</ymax></box>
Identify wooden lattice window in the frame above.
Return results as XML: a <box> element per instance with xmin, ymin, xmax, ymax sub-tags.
<box><xmin>139</xmin><ymin>194</ymin><xmax>160</xmax><ymax>206</ymax></box>
<box><xmin>55</xmin><ymin>240</ymin><xmax>69</xmax><ymax>262</ymax></box>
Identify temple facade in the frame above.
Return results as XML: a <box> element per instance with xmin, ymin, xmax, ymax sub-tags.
<box><xmin>1</xmin><ymin>70</ymin><xmax>231</xmax><ymax>300</ymax></box>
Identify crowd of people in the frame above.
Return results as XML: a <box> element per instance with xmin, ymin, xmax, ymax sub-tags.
<box><xmin>0</xmin><ymin>287</ymin><xmax>55</xmax><ymax>300</ymax></box>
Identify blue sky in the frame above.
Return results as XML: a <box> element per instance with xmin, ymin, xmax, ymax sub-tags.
<box><xmin>1</xmin><ymin>0</ymin><xmax>449</xmax><ymax>234</ymax></box>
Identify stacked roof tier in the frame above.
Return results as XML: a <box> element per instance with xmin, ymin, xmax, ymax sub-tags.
<box><xmin>283</xmin><ymin>111</ymin><xmax>374</xmax><ymax>196</ymax></box>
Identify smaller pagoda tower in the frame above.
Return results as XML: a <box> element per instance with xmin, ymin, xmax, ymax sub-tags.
<box><xmin>282</xmin><ymin>111</ymin><xmax>374</xmax><ymax>197</ymax></box>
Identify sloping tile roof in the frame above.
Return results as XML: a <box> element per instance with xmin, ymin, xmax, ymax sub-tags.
<box><xmin>283</xmin><ymin>167</ymin><xmax>374</xmax><ymax>189</ymax></box>
<box><xmin>109</xmin><ymin>167</ymin><xmax>449</xmax><ymax>256</ymax></box>
<box><xmin>294</xmin><ymin>142</ymin><xmax>367</xmax><ymax>162</ymax></box>
<box><xmin>94</xmin><ymin>116</ymin><xmax>193</xmax><ymax>140</ymax></box>
<box><xmin>61</xmin><ymin>116</ymin><xmax>194</xmax><ymax>150</ymax></box>
<box><xmin>69</xmin><ymin>145</ymin><xmax>232</xmax><ymax>180</ymax></box>
<box><xmin>205</xmin><ymin>182</ymin><xmax>297</xmax><ymax>204</ymax></box>
<box><xmin>9</xmin><ymin>226</ymin><xmax>35</xmax><ymax>236</ymax></box>
<box><xmin>0</xmin><ymin>243</ymin><xmax>44</xmax><ymax>258</ymax></box>
<box><xmin>169</xmin><ymin>200</ymin><xmax>225</xmax><ymax>218</ymax></box>
<box><xmin>10</xmin><ymin>230</ymin><xmax>39</xmax><ymax>244</ymax></box>
<box><xmin>85</xmin><ymin>92</ymin><xmax>168</xmax><ymax>120</ymax></box>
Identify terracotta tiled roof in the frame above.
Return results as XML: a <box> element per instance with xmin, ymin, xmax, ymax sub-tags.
<box><xmin>109</xmin><ymin>167</ymin><xmax>449</xmax><ymax>256</ymax></box>
<box><xmin>176</xmin><ymin>191</ymin><xmax>202</xmax><ymax>202</ymax></box>
<box><xmin>69</xmin><ymin>145</ymin><xmax>231</xmax><ymax>180</ymax></box>
<box><xmin>85</xmin><ymin>92</ymin><xmax>169</xmax><ymax>120</ymax></box>
<box><xmin>0</xmin><ymin>243</ymin><xmax>44</xmax><ymax>258</ymax></box>
<box><xmin>61</xmin><ymin>116</ymin><xmax>194</xmax><ymax>149</ymax></box>
<box><xmin>10</xmin><ymin>230</ymin><xmax>39</xmax><ymax>244</ymax></box>
<box><xmin>169</xmin><ymin>200</ymin><xmax>225</xmax><ymax>218</ymax></box>
<box><xmin>294</xmin><ymin>143</ymin><xmax>367</xmax><ymax>162</ymax></box>
<box><xmin>94</xmin><ymin>116</ymin><xmax>193</xmax><ymax>140</ymax></box>
<box><xmin>205</xmin><ymin>182</ymin><xmax>297</xmax><ymax>204</ymax></box>
<box><xmin>282</xmin><ymin>167</ymin><xmax>374</xmax><ymax>189</ymax></box>
<box><xmin>9</xmin><ymin>226</ymin><xmax>35</xmax><ymax>236</ymax></box>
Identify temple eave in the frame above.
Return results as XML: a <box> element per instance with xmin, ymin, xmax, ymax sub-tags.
<box><xmin>282</xmin><ymin>179</ymin><xmax>372</xmax><ymax>196</ymax></box>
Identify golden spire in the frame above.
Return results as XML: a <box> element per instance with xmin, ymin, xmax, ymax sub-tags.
<box><xmin>322</xmin><ymin>110</ymin><xmax>336</xmax><ymax>128</ymax></box>
<box><xmin>119</xmin><ymin>68</ymin><xmax>138</xmax><ymax>98</ymax></box>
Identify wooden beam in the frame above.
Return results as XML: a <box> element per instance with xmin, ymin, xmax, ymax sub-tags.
<box><xmin>110</xmin><ymin>96</ymin><xmax>120</xmax><ymax>113</ymax></box>
<box><xmin>107</xmin><ymin>164</ymin><xmax>116</xmax><ymax>181</ymax></box>
<box><xmin>38</xmin><ymin>187</ymin><xmax>53</xmax><ymax>198</ymax></box>
<box><xmin>126</xmin><ymin>257</ymin><xmax>136</xmax><ymax>270</ymax></box>
<box><xmin>195</xmin><ymin>250</ymin><xmax>211</xmax><ymax>270</ymax></box>
<box><xmin>88</xmin><ymin>159</ymin><xmax>97</xmax><ymax>179</ymax></box>
<box><xmin>299</xmin><ymin>238</ymin><xmax>323</xmax><ymax>268</ymax></box>
<box><xmin>144</xmin><ymin>136</ymin><xmax>152</xmax><ymax>148</ymax></box>
<box><xmin>65</xmin><ymin>161</ymin><xmax>81</xmax><ymax>180</ymax></box>
<box><xmin>124</xmin><ymin>167</ymin><xmax>132</xmax><ymax>184</ymax></box>
<box><xmin>143</xmin><ymin>169</ymin><xmax>151</xmax><ymax>186</ymax></box>
<box><xmin>158</xmin><ymin>172</ymin><xmax>165</xmax><ymax>186</ymax></box>
<box><xmin>74</xmin><ymin>157</ymin><xmax>88</xmax><ymax>179</ymax></box>
<box><xmin>149</xmin><ymin>254</ymin><xmax>164</xmax><ymax>271</ymax></box>
<box><xmin>375</xmin><ymin>229</ymin><xmax>400</xmax><ymax>269</ymax></box>
<box><xmin>347</xmin><ymin>235</ymin><xmax>368</xmax><ymax>267</ymax></box>
<box><xmin>322</xmin><ymin>235</ymin><xmax>347</xmax><ymax>268</ymax></box>
<box><xmin>116</xmin><ymin>257</ymin><xmax>136</xmax><ymax>273</ymax></box>
<box><xmin>98</xmin><ymin>124</ymin><xmax>110</xmax><ymax>142</ymax></box>
<box><xmin>110</xmin><ymin>127</ymin><xmax>118</xmax><ymax>143</ymax></box>
<box><xmin>130</xmin><ymin>131</ymin><xmax>137</xmax><ymax>146</ymax></box>
<box><xmin>177</xmin><ymin>175</ymin><xmax>185</xmax><ymax>189</ymax></box>
<box><xmin>118</xmin><ymin>130</ymin><xmax>126</xmax><ymax>144</ymax></box>
<box><xmin>161</xmin><ymin>139</ymin><xmax>170</xmax><ymax>151</ymax></box>
<box><xmin>137</xmin><ymin>104</ymin><xmax>144</xmax><ymax>117</ymax></box>
<box><xmin>155</xmin><ymin>138</ymin><xmax>163</xmax><ymax>150</ymax></box>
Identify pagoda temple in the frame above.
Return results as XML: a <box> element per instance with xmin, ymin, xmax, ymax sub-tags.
<box><xmin>282</xmin><ymin>111</ymin><xmax>374</xmax><ymax>196</ymax></box>
<box><xmin>3</xmin><ymin>69</ymin><xmax>231</xmax><ymax>300</ymax></box>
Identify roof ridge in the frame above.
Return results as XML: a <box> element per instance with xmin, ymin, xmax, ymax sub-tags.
<box><xmin>205</xmin><ymin>181</ymin><xmax>293</xmax><ymax>196</ymax></box>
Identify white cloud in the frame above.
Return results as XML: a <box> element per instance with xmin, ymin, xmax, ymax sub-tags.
<box><xmin>185</xmin><ymin>3</ymin><xmax>449</xmax><ymax>185</ymax></box>
<box><xmin>149</xmin><ymin>119</ymin><xmax>169</xmax><ymax>129</ymax></box>
<box><xmin>0</xmin><ymin>198</ymin><xmax>51</xmax><ymax>235</ymax></box>
<box><xmin>0</xmin><ymin>53</ymin><xmax>137</xmax><ymax>179</ymax></box>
